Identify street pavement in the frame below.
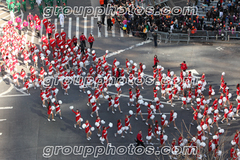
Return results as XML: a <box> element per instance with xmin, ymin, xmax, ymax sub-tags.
<box><xmin>0</xmin><ymin>0</ymin><xmax>240</xmax><ymax>160</ymax></box>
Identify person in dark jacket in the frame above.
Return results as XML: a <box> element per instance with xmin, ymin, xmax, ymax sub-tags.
<box><xmin>152</xmin><ymin>32</ymin><xmax>158</xmax><ymax>47</ymax></box>
<box><xmin>136</xmin><ymin>130</ymin><xmax>145</xmax><ymax>147</ymax></box>
<box><xmin>107</xmin><ymin>16</ymin><xmax>112</xmax><ymax>30</ymax></box>
<box><xmin>101</xmin><ymin>13</ymin><xmax>105</xmax><ymax>25</ymax></box>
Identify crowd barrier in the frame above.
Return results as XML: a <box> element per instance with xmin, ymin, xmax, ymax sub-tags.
<box><xmin>144</xmin><ymin>30</ymin><xmax>240</xmax><ymax>43</ymax></box>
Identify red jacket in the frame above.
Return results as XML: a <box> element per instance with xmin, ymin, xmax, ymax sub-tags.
<box><xmin>46</xmin><ymin>28</ymin><xmax>52</xmax><ymax>34</ymax></box>
<box><xmin>154</xmin><ymin>57</ymin><xmax>159</xmax><ymax>65</ymax></box>
<box><xmin>61</xmin><ymin>32</ymin><xmax>67</xmax><ymax>39</ymax></box>
<box><xmin>50</xmin><ymin>39</ymin><xmax>56</xmax><ymax>47</ymax></box>
<box><xmin>43</xmin><ymin>19</ymin><xmax>48</xmax><ymax>27</ymax></box>
<box><xmin>80</xmin><ymin>35</ymin><xmax>87</xmax><ymax>41</ymax></box>
<box><xmin>137</xmin><ymin>133</ymin><xmax>143</xmax><ymax>142</ymax></box>
<box><xmin>88</xmin><ymin>36</ymin><xmax>95</xmax><ymax>43</ymax></box>
<box><xmin>181</xmin><ymin>63</ymin><xmax>188</xmax><ymax>70</ymax></box>
<box><xmin>72</xmin><ymin>37</ymin><xmax>77</xmax><ymax>43</ymax></box>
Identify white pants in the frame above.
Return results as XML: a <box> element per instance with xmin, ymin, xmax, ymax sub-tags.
<box><xmin>10</xmin><ymin>11</ymin><xmax>15</xmax><ymax>23</ymax></box>
<box><xmin>60</xmin><ymin>18</ymin><xmax>64</xmax><ymax>27</ymax></box>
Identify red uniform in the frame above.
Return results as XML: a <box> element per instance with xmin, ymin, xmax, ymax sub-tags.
<box><xmin>85</xmin><ymin>123</ymin><xmax>92</xmax><ymax>133</ymax></box>
<box><xmin>125</xmin><ymin>115</ymin><xmax>132</xmax><ymax>127</ymax></box>
<box><xmin>102</xmin><ymin>126</ymin><xmax>110</xmax><ymax>139</ymax></box>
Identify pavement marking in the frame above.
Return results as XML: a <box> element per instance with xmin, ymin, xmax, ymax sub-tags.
<box><xmin>0</xmin><ymin>75</ymin><xmax>29</xmax><ymax>97</ymax></box>
<box><xmin>216</xmin><ymin>47</ymin><xmax>223</xmax><ymax>51</ymax></box>
<box><xmin>106</xmin><ymin>91</ymin><xmax>174</xmax><ymax>105</ymax></box>
<box><xmin>0</xmin><ymin>11</ymin><xmax>7</xmax><ymax>16</ymax></box>
<box><xmin>0</xmin><ymin>13</ymin><xmax>22</xmax><ymax>29</ymax></box>
<box><xmin>84</xmin><ymin>17</ymin><xmax>87</xmax><ymax>37</ymax></box>
<box><xmin>120</xmin><ymin>28</ymin><xmax>123</xmax><ymax>37</ymax></box>
<box><xmin>0</xmin><ymin>10</ymin><xmax>17</xmax><ymax>20</ymax></box>
<box><xmin>40</xmin><ymin>20</ymin><xmax>43</xmax><ymax>40</ymax></box>
<box><xmin>0</xmin><ymin>133</ymin><xmax>2</xmax><ymax>135</ymax></box>
<box><xmin>0</xmin><ymin>107</ymin><xmax>13</xmax><ymax>109</ymax></box>
<box><xmin>102</xmin><ymin>40</ymin><xmax>152</xmax><ymax>59</ymax></box>
<box><xmin>0</xmin><ymin>82</ymin><xmax>14</xmax><ymax>96</ymax></box>
<box><xmin>105</xmin><ymin>18</ymin><xmax>108</xmax><ymax>37</ymax></box>
<box><xmin>91</xmin><ymin>16</ymin><xmax>94</xmax><ymax>35</ymax></box>
<box><xmin>98</xmin><ymin>16</ymin><xmax>101</xmax><ymax>37</ymax></box>
<box><xmin>54</xmin><ymin>18</ymin><xmax>57</xmax><ymax>33</ymax></box>
<box><xmin>31</xmin><ymin>21</ymin><xmax>35</xmax><ymax>43</ymax></box>
<box><xmin>186</xmin><ymin>69</ymin><xmax>199</xmax><ymax>75</ymax></box>
<box><xmin>135</xmin><ymin>113</ymin><xmax>170</xmax><ymax>115</ymax></box>
<box><xmin>0</xmin><ymin>94</ymin><xmax>29</xmax><ymax>97</ymax></box>
<box><xmin>76</xmin><ymin>17</ymin><xmax>79</xmax><ymax>38</ymax></box>
<box><xmin>25</xmin><ymin>29</ymin><xmax>28</xmax><ymax>42</ymax></box>
<box><xmin>112</xmin><ymin>24</ymin><xmax>115</xmax><ymax>37</ymax></box>
<box><xmin>0</xmin><ymin>119</ymin><xmax>7</xmax><ymax>121</ymax></box>
<box><xmin>68</xmin><ymin>17</ymin><xmax>72</xmax><ymax>38</ymax></box>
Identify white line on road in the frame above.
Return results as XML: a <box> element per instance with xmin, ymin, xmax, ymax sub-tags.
<box><xmin>0</xmin><ymin>94</ymin><xmax>29</xmax><ymax>97</ymax></box>
<box><xmin>31</xmin><ymin>22</ymin><xmax>35</xmax><ymax>43</ymax></box>
<box><xmin>0</xmin><ymin>107</ymin><xmax>13</xmax><ymax>109</ymax></box>
<box><xmin>0</xmin><ymin>76</ymin><xmax>29</xmax><ymax>97</ymax></box>
<box><xmin>135</xmin><ymin>113</ymin><xmax>170</xmax><ymax>115</ymax></box>
<box><xmin>76</xmin><ymin>17</ymin><xmax>79</xmax><ymax>38</ymax></box>
<box><xmin>0</xmin><ymin>133</ymin><xmax>2</xmax><ymax>135</ymax></box>
<box><xmin>112</xmin><ymin>24</ymin><xmax>115</xmax><ymax>37</ymax></box>
<box><xmin>91</xmin><ymin>16</ymin><xmax>94</xmax><ymax>35</ymax></box>
<box><xmin>105</xmin><ymin>18</ymin><xmax>108</xmax><ymax>37</ymax></box>
<box><xmin>0</xmin><ymin>13</ymin><xmax>21</xmax><ymax>29</ymax></box>
<box><xmin>84</xmin><ymin>17</ymin><xmax>87</xmax><ymax>37</ymax></box>
<box><xmin>0</xmin><ymin>119</ymin><xmax>7</xmax><ymax>121</ymax></box>
<box><xmin>216</xmin><ymin>47</ymin><xmax>223</xmax><ymax>51</ymax></box>
<box><xmin>0</xmin><ymin>83</ymin><xmax>14</xmax><ymax>96</ymax></box>
<box><xmin>40</xmin><ymin>20</ymin><xmax>43</xmax><ymax>40</ymax></box>
<box><xmin>120</xmin><ymin>28</ymin><xmax>124</xmax><ymax>37</ymax></box>
<box><xmin>98</xmin><ymin>16</ymin><xmax>101</xmax><ymax>37</ymax></box>
<box><xmin>186</xmin><ymin>69</ymin><xmax>199</xmax><ymax>75</ymax></box>
<box><xmin>1</xmin><ymin>11</ymin><xmax>17</xmax><ymax>20</ymax></box>
<box><xmin>101</xmin><ymin>40</ymin><xmax>152</xmax><ymax>59</ymax></box>
<box><xmin>54</xmin><ymin>18</ymin><xmax>57</xmax><ymax>33</ymax></box>
<box><xmin>0</xmin><ymin>11</ymin><xmax>7</xmax><ymax>16</ymax></box>
<box><xmin>68</xmin><ymin>17</ymin><xmax>72</xmax><ymax>38</ymax></box>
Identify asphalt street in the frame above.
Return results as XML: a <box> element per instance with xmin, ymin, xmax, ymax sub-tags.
<box><xmin>0</xmin><ymin>0</ymin><xmax>240</xmax><ymax>160</ymax></box>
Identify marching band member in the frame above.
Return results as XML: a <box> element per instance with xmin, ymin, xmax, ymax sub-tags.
<box><xmin>168</xmin><ymin>110</ymin><xmax>177</xmax><ymax>129</ymax></box>
<box><xmin>114</xmin><ymin>94</ymin><xmax>122</xmax><ymax>113</ymax></box>
<box><xmin>145</xmin><ymin>104</ymin><xmax>155</xmax><ymax>125</ymax></box>
<box><xmin>47</xmin><ymin>101</ymin><xmax>55</xmax><ymax>121</ymax></box>
<box><xmin>82</xmin><ymin>120</ymin><xmax>93</xmax><ymax>140</ymax></box>
<box><xmin>128</xmin><ymin>88</ymin><xmax>134</xmax><ymax>107</ymax></box>
<box><xmin>95</xmin><ymin>116</ymin><xmax>103</xmax><ymax>137</ymax></box>
<box><xmin>70</xmin><ymin>106</ymin><xmax>82</xmax><ymax>129</ymax></box>
<box><xmin>146</xmin><ymin>124</ymin><xmax>153</xmax><ymax>145</ymax></box>
<box><xmin>90</xmin><ymin>96</ymin><xmax>99</xmax><ymax>118</ymax></box>
<box><xmin>54</xmin><ymin>100</ymin><xmax>62</xmax><ymax>119</ymax></box>
<box><xmin>100</xmin><ymin>123</ymin><xmax>112</xmax><ymax>145</ymax></box>
<box><xmin>124</xmin><ymin>113</ymin><xmax>133</xmax><ymax>134</ymax></box>
<box><xmin>114</xmin><ymin>119</ymin><xmax>125</xmax><ymax>138</ymax></box>
<box><xmin>12</xmin><ymin>71</ymin><xmax>20</xmax><ymax>87</ymax></box>
<box><xmin>135</xmin><ymin>102</ymin><xmax>145</xmax><ymax>121</ymax></box>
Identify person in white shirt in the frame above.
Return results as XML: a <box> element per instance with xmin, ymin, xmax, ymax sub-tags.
<box><xmin>10</xmin><ymin>11</ymin><xmax>15</xmax><ymax>23</ymax></box>
<box><xmin>36</xmin><ymin>0</ymin><xmax>42</xmax><ymax>6</ymax></box>
<box><xmin>59</xmin><ymin>12</ymin><xmax>64</xmax><ymax>28</ymax></box>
